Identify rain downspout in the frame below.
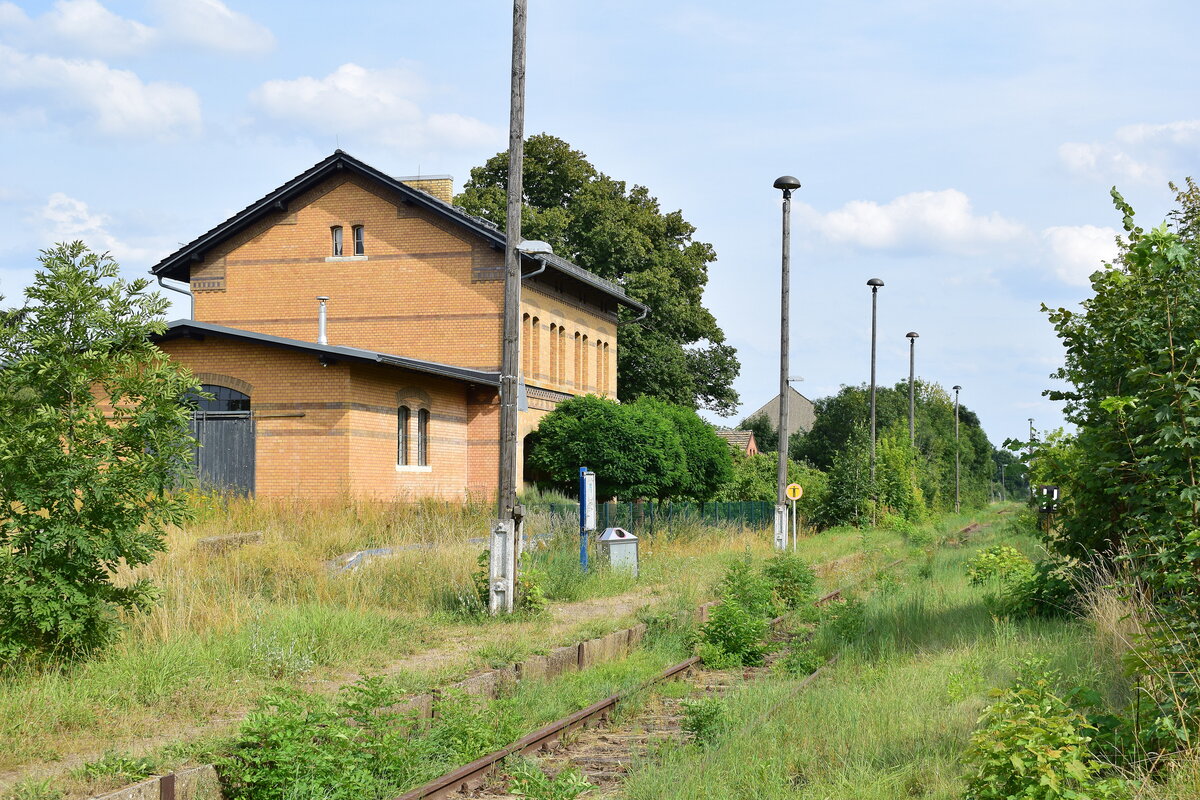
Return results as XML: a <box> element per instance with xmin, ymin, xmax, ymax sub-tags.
<box><xmin>156</xmin><ymin>275</ymin><xmax>194</xmax><ymax>319</ymax></box>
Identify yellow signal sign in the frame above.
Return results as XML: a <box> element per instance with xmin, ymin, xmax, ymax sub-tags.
<box><xmin>786</xmin><ymin>483</ymin><xmax>803</xmax><ymax>501</ymax></box>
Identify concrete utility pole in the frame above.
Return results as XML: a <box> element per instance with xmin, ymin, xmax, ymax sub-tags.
<box><xmin>773</xmin><ymin>175</ymin><xmax>801</xmax><ymax>549</ymax></box>
<box><xmin>1028</xmin><ymin>417</ymin><xmax>1035</xmax><ymax>500</ymax></box>
<box><xmin>491</xmin><ymin>0</ymin><xmax>527</xmax><ymax>615</ymax></box>
<box><xmin>953</xmin><ymin>385</ymin><xmax>962</xmax><ymax>514</ymax></box>
<box><xmin>906</xmin><ymin>331</ymin><xmax>918</xmax><ymax>447</ymax></box>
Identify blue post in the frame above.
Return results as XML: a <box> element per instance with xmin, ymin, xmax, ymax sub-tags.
<box><xmin>579</xmin><ymin>466</ymin><xmax>589</xmax><ymax>571</ymax></box>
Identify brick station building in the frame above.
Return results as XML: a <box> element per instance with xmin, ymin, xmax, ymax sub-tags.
<box><xmin>150</xmin><ymin>150</ymin><xmax>647</xmax><ymax>500</ymax></box>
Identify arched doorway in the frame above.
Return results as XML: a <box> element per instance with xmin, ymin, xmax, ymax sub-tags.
<box><xmin>187</xmin><ymin>384</ymin><xmax>255</xmax><ymax>495</ymax></box>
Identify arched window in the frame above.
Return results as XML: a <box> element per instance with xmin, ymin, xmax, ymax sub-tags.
<box><xmin>549</xmin><ymin>323</ymin><xmax>558</xmax><ymax>382</ymax></box>
<box><xmin>531</xmin><ymin>316</ymin><xmax>540</xmax><ymax>378</ymax></box>
<box><xmin>522</xmin><ymin>313</ymin><xmax>531</xmax><ymax>375</ymax></box>
<box><xmin>581</xmin><ymin>335</ymin><xmax>589</xmax><ymax>388</ymax></box>
<box><xmin>188</xmin><ymin>384</ymin><xmax>251</xmax><ymax>413</ymax></box>
<box><xmin>397</xmin><ymin>406</ymin><xmax>410</xmax><ymax>465</ymax></box>
<box><xmin>595</xmin><ymin>341</ymin><xmax>604</xmax><ymax>394</ymax></box>
<box><xmin>573</xmin><ymin>332</ymin><xmax>581</xmax><ymax>387</ymax></box>
<box><xmin>417</xmin><ymin>408</ymin><xmax>430</xmax><ymax>466</ymax></box>
<box><xmin>603</xmin><ymin>342</ymin><xmax>610</xmax><ymax>392</ymax></box>
<box><xmin>558</xmin><ymin>326</ymin><xmax>566</xmax><ymax>385</ymax></box>
<box><xmin>331</xmin><ymin>226</ymin><xmax>343</xmax><ymax>257</ymax></box>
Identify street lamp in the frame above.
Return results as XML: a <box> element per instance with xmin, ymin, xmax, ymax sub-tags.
<box><xmin>955</xmin><ymin>386</ymin><xmax>964</xmax><ymax>513</ymax></box>
<box><xmin>773</xmin><ymin>175</ymin><xmax>801</xmax><ymax>550</ymax></box>
<box><xmin>906</xmin><ymin>331</ymin><xmax>919</xmax><ymax>447</ymax></box>
<box><xmin>867</xmin><ymin>279</ymin><xmax>884</xmax><ymax>487</ymax></box>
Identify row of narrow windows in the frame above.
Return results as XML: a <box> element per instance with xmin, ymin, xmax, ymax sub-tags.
<box><xmin>397</xmin><ymin>406</ymin><xmax>430</xmax><ymax>466</ymax></box>
<box><xmin>331</xmin><ymin>225</ymin><xmax>365</xmax><ymax>257</ymax></box>
<box><xmin>521</xmin><ymin>314</ymin><xmax>609</xmax><ymax>390</ymax></box>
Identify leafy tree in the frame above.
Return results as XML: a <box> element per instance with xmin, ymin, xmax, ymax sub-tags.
<box><xmin>526</xmin><ymin>395</ymin><xmax>684</xmax><ymax>501</ymax></box>
<box><xmin>738</xmin><ymin>413</ymin><xmax>777</xmax><ymax>453</ymax></box>
<box><xmin>811</xmin><ymin>424</ymin><xmax>873</xmax><ymax>528</ymax></box>
<box><xmin>713</xmin><ymin>452</ymin><xmax>828</xmax><ymax>522</ymax></box>
<box><xmin>636</xmin><ymin>398</ymin><xmax>733</xmax><ymax>501</ymax></box>
<box><xmin>456</xmin><ymin>134</ymin><xmax>739</xmax><ymax>413</ymax></box>
<box><xmin>0</xmin><ymin>243</ymin><xmax>198</xmax><ymax>663</ymax></box>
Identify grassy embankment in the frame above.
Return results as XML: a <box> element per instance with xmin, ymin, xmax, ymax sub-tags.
<box><xmin>621</xmin><ymin>508</ymin><xmax>1200</xmax><ymax>800</ymax></box>
<box><xmin>0</xmin><ymin>494</ymin><xmax>904</xmax><ymax>797</ymax></box>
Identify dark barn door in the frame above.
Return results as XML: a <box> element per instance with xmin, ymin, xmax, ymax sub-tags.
<box><xmin>189</xmin><ymin>385</ymin><xmax>255</xmax><ymax>495</ymax></box>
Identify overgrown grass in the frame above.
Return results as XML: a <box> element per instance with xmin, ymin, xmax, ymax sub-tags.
<box><xmin>623</xmin><ymin>508</ymin><xmax>1132</xmax><ymax>799</ymax></box>
<box><xmin>0</xmin><ymin>494</ymin><xmax>913</xmax><ymax>794</ymax></box>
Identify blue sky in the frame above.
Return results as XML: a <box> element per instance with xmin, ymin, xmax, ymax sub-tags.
<box><xmin>0</xmin><ymin>1</ymin><xmax>1197</xmax><ymax>449</ymax></box>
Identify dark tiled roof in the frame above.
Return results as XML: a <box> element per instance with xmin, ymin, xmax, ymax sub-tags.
<box><xmin>156</xmin><ymin>320</ymin><xmax>500</xmax><ymax>386</ymax></box>
<box><xmin>151</xmin><ymin>150</ymin><xmax>647</xmax><ymax>313</ymax></box>
<box><xmin>717</xmin><ymin>430</ymin><xmax>755</xmax><ymax>450</ymax></box>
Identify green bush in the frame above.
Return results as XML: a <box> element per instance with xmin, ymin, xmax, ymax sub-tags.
<box><xmin>761</xmin><ymin>553</ymin><xmax>816</xmax><ymax>610</ymax></box>
<box><xmin>963</xmin><ymin>671</ymin><xmax>1132</xmax><ymax>800</ymax></box>
<box><xmin>717</xmin><ymin>554</ymin><xmax>776</xmax><ymax>619</ymax></box>
<box><xmin>696</xmin><ymin>641</ymin><xmax>742</xmax><ymax>669</ymax></box>
<box><xmin>506</xmin><ymin>758</ymin><xmax>594</xmax><ymax>800</ymax></box>
<box><xmin>777</xmin><ymin>638</ymin><xmax>823</xmax><ymax>677</ymax></box>
<box><xmin>681</xmin><ymin>696</ymin><xmax>727</xmax><ymax>747</ymax></box>
<box><xmin>700</xmin><ymin>596</ymin><xmax>769</xmax><ymax>666</ymax></box>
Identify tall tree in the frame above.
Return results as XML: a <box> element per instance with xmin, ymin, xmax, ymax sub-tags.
<box><xmin>456</xmin><ymin>134</ymin><xmax>739</xmax><ymax>413</ymax></box>
<box><xmin>0</xmin><ymin>243</ymin><xmax>198</xmax><ymax>662</ymax></box>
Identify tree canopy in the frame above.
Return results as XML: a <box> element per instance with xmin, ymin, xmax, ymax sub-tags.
<box><xmin>0</xmin><ymin>243</ymin><xmax>198</xmax><ymax>662</ymax></box>
<box><xmin>456</xmin><ymin>134</ymin><xmax>740</xmax><ymax>414</ymax></box>
<box><xmin>526</xmin><ymin>395</ymin><xmax>732</xmax><ymax>501</ymax></box>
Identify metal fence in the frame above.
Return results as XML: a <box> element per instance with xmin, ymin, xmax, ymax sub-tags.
<box><xmin>542</xmin><ymin>500</ymin><xmax>774</xmax><ymax>536</ymax></box>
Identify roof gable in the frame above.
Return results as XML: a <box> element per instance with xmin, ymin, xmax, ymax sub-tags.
<box><xmin>151</xmin><ymin>150</ymin><xmax>646</xmax><ymax>312</ymax></box>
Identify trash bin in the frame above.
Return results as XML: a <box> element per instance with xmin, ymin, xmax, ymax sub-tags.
<box><xmin>597</xmin><ymin>527</ymin><xmax>638</xmax><ymax>577</ymax></box>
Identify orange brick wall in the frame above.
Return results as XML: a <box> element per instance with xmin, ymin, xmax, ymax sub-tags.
<box><xmin>520</xmin><ymin>286</ymin><xmax>617</xmax><ymax>399</ymax></box>
<box><xmin>160</xmin><ymin>336</ymin><xmax>494</xmax><ymax>500</ymax></box>
<box><xmin>191</xmin><ymin>174</ymin><xmax>505</xmax><ymax>371</ymax></box>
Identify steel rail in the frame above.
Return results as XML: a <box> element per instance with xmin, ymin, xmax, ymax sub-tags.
<box><xmin>392</xmin><ymin>536</ymin><xmax>974</xmax><ymax>800</ymax></box>
<box><xmin>394</xmin><ymin>656</ymin><xmax>702</xmax><ymax>800</ymax></box>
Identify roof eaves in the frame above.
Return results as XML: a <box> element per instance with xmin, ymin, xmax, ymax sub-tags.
<box><xmin>158</xmin><ymin>320</ymin><xmax>500</xmax><ymax>387</ymax></box>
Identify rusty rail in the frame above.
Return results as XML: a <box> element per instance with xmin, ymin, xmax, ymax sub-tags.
<box><xmin>815</xmin><ymin>556</ymin><xmax>903</xmax><ymax>606</ymax></box>
<box><xmin>394</xmin><ymin>656</ymin><xmax>702</xmax><ymax>800</ymax></box>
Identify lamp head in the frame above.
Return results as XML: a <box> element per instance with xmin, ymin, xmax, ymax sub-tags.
<box><xmin>517</xmin><ymin>239</ymin><xmax>554</xmax><ymax>255</ymax></box>
<box><xmin>773</xmin><ymin>175</ymin><xmax>801</xmax><ymax>191</ymax></box>
<box><xmin>953</xmin><ymin>385</ymin><xmax>962</xmax><ymax>392</ymax></box>
<box><xmin>906</xmin><ymin>331</ymin><xmax>919</xmax><ymax>339</ymax></box>
<box><xmin>867</xmin><ymin>278</ymin><xmax>884</xmax><ymax>288</ymax></box>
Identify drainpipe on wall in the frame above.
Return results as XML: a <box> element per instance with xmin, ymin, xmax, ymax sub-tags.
<box><xmin>317</xmin><ymin>296</ymin><xmax>330</xmax><ymax>345</ymax></box>
<box><xmin>156</xmin><ymin>276</ymin><xmax>194</xmax><ymax>319</ymax></box>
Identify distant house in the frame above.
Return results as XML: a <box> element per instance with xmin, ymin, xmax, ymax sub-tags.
<box><xmin>745</xmin><ymin>386</ymin><xmax>816</xmax><ymax>436</ymax></box>
<box><xmin>716</xmin><ymin>429</ymin><xmax>758</xmax><ymax>456</ymax></box>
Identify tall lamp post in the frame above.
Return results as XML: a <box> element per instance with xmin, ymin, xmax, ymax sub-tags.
<box><xmin>773</xmin><ymin>175</ymin><xmax>801</xmax><ymax>550</ymax></box>
<box><xmin>906</xmin><ymin>331</ymin><xmax>919</xmax><ymax>447</ymax></box>
<box><xmin>867</xmin><ymin>279</ymin><xmax>884</xmax><ymax>485</ymax></box>
<box><xmin>953</xmin><ymin>385</ymin><xmax>962</xmax><ymax>514</ymax></box>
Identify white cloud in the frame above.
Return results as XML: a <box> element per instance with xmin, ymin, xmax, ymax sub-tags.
<box><xmin>251</xmin><ymin>63</ymin><xmax>500</xmax><ymax>150</ymax></box>
<box><xmin>0</xmin><ymin>45</ymin><xmax>200</xmax><ymax>137</ymax></box>
<box><xmin>150</xmin><ymin>0</ymin><xmax>274</xmax><ymax>55</ymax></box>
<box><xmin>1041</xmin><ymin>224</ymin><xmax>1120</xmax><ymax>286</ymax></box>
<box><xmin>0</xmin><ymin>0</ymin><xmax>156</xmax><ymax>57</ymax></box>
<box><xmin>1058</xmin><ymin>141</ymin><xmax>1159</xmax><ymax>184</ymax></box>
<box><xmin>0</xmin><ymin>0</ymin><xmax>272</xmax><ymax>56</ymax></box>
<box><xmin>39</xmin><ymin>193</ymin><xmax>160</xmax><ymax>265</ymax></box>
<box><xmin>798</xmin><ymin>189</ymin><xmax>1027</xmax><ymax>255</ymax></box>
<box><xmin>1060</xmin><ymin>119</ymin><xmax>1200</xmax><ymax>184</ymax></box>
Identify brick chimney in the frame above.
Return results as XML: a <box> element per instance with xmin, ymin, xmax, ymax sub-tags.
<box><xmin>397</xmin><ymin>175</ymin><xmax>454</xmax><ymax>204</ymax></box>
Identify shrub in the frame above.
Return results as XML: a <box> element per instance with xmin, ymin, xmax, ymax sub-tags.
<box><xmin>777</xmin><ymin>639</ymin><xmax>823</xmax><ymax>677</ymax></box>
<box><xmin>700</xmin><ymin>595</ymin><xmax>769</xmax><ymax>666</ymax></box>
<box><xmin>963</xmin><ymin>670</ymin><xmax>1132</xmax><ymax>800</ymax></box>
<box><xmin>762</xmin><ymin>553</ymin><xmax>816</xmax><ymax>610</ymax></box>
<box><xmin>681</xmin><ymin>697</ymin><xmax>727</xmax><ymax>747</ymax></box>
<box><xmin>0</xmin><ymin>243</ymin><xmax>199</xmax><ymax>662</ymax></box>
<box><xmin>697</xmin><ymin>641</ymin><xmax>742</xmax><ymax>669</ymax></box>
<box><xmin>506</xmin><ymin>758</ymin><xmax>594</xmax><ymax>800</ymax></box>
<box><xmin>717</xmin><ymin>554</ymin><xmax>776</xmax><ymax>619</ymax></box>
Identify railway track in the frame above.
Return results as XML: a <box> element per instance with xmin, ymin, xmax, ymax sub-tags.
<box><xmin>393</xmin><ymin>521</ymin><xmax>995</xmax><ymax>800</ymax></box>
